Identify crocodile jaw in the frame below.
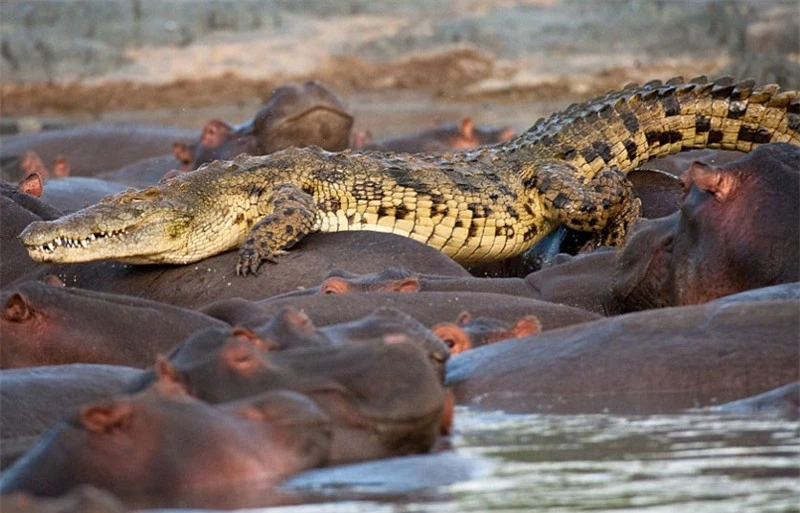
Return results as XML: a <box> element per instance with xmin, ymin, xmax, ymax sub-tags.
<box><xmin>20</xmin><ymin>202</ymin><xmax>193</xmax><ymax>264</ymax></box>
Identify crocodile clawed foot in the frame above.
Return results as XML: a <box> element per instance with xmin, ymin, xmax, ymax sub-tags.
<box><xmin>236</xmin><ymin>243</ymin><xmax>282</xmax><ymax>276</ymax></box>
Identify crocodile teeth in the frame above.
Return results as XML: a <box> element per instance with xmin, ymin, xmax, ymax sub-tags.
<box><xmin>81</xmin><ymin>239</ymin><xmax>89</xmax><ymax>248</ymax></box>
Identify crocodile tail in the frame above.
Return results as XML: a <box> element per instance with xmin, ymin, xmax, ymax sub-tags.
<box><xmin>520</xmin><ymin>75</ymin><xmax>800</xmax><ymax>177</ymax></box>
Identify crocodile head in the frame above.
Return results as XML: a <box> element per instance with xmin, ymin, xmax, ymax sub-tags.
<box><xmin>20</xmin><ymin>186</ymin><xmax>195</xmax><ymax>264</ymax></box>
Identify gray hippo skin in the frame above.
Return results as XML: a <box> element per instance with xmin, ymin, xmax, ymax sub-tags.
<box><xmin>1</xmin><ymin>281</ymin><xmax>227</xmax><ymax>368</ymax></box>
<box><xmin>447</xmin><ymin>298</ymin><xmax>800</xmax><ymax>414</ymax></box>
<box><xmin>0</xmin><ymin>364</ymin><xmax>142</xmax><ymax>470</ymax></box>
<box><xmin>707</xmin><ymin>382</ymin><xmax>799</xmax><ymax>420</ymax></box>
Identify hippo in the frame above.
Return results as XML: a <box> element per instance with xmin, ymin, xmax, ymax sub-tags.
<box><xmin>171</xmin><ymin>119</ymin><xmax>262</xmax><ymax>172</ymax></box>
<box><xmin>1</xmin><ymin>180</ymin><xmax>62</xmax><ymax>221</ymax></box>
<box><xmin>1</xmin><ymin>198</ymin><xmax>50</xmax><ymax>287</ymax></box>
<box><xmin>0</xmin><ymin>376</ymin><xmax>333</xmax><ymax>507</ymax></box>
<box><xmin>1</xmin><ymin>281</ymin><xmax>227</xmax><ymax>368</ymax></box>
<box><xmin>171</xmin><ymin>81</ymin><xmax>354</xmax><ymax>172</ymax></box>
<box><xmin>12</xmin><ymin>231</ymin><xmax>470</xmax><ymax>309</ymax></box>
<box><xmin>200</xmin><ymin>290</ymin><xmax>601</xmax><ymax>333</ymax></box>
<box><xmin>447</xmin><ymin>298</ymin><xmax>800</xmax><ymax>414</ymax></box>
<box><xmin>0</xmin><ymin>123</ymin><xmax>197</xmax><ymax>180</ymax></box>
<box><xmin>353</xmin><ymin>117</ymin><xmax>515</xmax><ymax>153</ymax></box>
<box><xmin>95</xmin><ymin>154</ymin><xmax>184</xmax><ymax>188</ymax></box>
<box><xmin>262</xmin><ymin>256</ymin><xmax>618</xmax><ymax>317</ymax></box>
<box><xmin>612</xmin><ymin>143</ymin><xmax>800</xmax><ymax>310</ymax></box>
<box><xmin>0</xmin><ymin>364</ymin><xmax>142</xmax><ymax>469</ymax></box>
<box><xmin>431</xmin><ymin>311</ymin><xmax>541</xmax><ymax>355</ymax></box>
<box><xmin>131</xmin><ymin>332</ymin><xmax>447</xmax><ymax>465</ymax></box>
<box><xmin>16</xmin><ymin>173</ymin><xmax>129</xmax><ymax>214</ymax></box>
<box><xmin>252</xmin><ymin>80</ymin><xmax>353</xmax><ymax>154</ymax></box>
<box><xmin>706</xmin><ymin>382</ymin><xmax>800</xmax><ymax>420</ymax></box>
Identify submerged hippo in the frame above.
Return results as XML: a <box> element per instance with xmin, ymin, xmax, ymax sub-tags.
<box><xmin>448</xmin><ymin>297</ymin><xmax>800</xmax><ymax>414</ymax></box>
<box><xmin>0</xmin><ymin>376</ymin><xmax>332</xmax><ymax>506</ymax></box>
<box><xmin>130</xmin><ymin>331</ymin><xmax>448</xmax><ymax>465</ymax></box>
<box><xmin>1</xmin><ymin>281</ymin><xmax>226</xmax><ymax>369</ymax></box>
<box><xmin>0</xmin><ymin>364</ymin><xmax>142</xmax><ymax>470</ymax></box>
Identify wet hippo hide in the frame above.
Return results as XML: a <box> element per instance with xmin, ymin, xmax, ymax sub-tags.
<box><xmin>447</xmin><ymin>298</ymin><xmax>800</xmax><ymax>414</ymax></box>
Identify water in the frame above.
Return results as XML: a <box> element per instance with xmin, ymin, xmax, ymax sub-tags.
<box><xmin>139</xmin><ymin>407</ymin><xmax>800</xmax><ymax>513</ymax></box>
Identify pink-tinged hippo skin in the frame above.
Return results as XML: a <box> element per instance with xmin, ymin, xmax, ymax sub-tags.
<box><xmin>706</xmin><ymin>382</ymin><xmax>800</xmax><ymax>420</ymax></box>
<box><xmin>0</xmin><ymin>364</ymin><xmax>142</xmax><ymax>470</ymax></box>
<box><xmin>130</xmin><ymin>333</ymin><xmax>447</xmax><ymax>466</ymax></box>
<box><xmin>0</xmin><ymin>377</ymin><xmax>332</xmax><ymax>508</ymax></box>
<box><xmin>12</xmin><ymin>232</ymin><xmax>470</xmax><ymax>309</ymax></box>
<box><xmin>354</xmin><ymin>117</ymin><xmax>515</xmax><ymax>154</ymax></box>
<box><xmin>447</xmin><ymin>298</ymin><xmax>800</xmax><ymax>414</ymax></box>
<box><xmin>431</xmin><ymin>311</ymin><xmax>541</xmax><ymax>355</ymax></box>
<box><xmin>0</xmin><ymin>123</ymin><xmax>197</xmax><ymax>180</ymax></box>
<box><xmin>612</xmin><ymin>143</ymin><xmax>800</xmax><ymax>311</ymax></box>
<box><xmin>200</xmin><ymin>291</ymin><xmax>601</xmax><ymax>333</ymax></box>
<box><xmin>0</xmin><ymin>281</ymin><xmax>227</xmax><ymax>369</ymax></box>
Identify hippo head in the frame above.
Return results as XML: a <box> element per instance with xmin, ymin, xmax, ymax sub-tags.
<box><xmin>318</xmin><ymin>268</ymin><xmax>421</xmax><ymax>295</ymax></box>
<box><xmin>0</xmin><ymin>372</ymin><xmax>332</xmax><ymax>502</ymax></box>
<box><xmin>431</xmin><ymin>311</ymin><xmax>541</xmax><ymax>355</ymax></box>
<box><xmin>613</xmin><ymin>143</ymin><xmax>800</xmax><ymax>310</ymax></box>
<box><xmin>670</xmin><ymin>145</ymin><xmax>800</xmax><ymax>305</ymax></box>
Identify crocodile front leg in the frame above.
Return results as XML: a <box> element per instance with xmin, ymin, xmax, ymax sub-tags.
<box><xmin>236</xmin><ymin>184</ymin><xmax>319</xmax><ymax>276</ymax></box>
<box><xmin>529</xmin><ymin>160</ymin><xmax>642</xmax><ymax>247</ymax></box>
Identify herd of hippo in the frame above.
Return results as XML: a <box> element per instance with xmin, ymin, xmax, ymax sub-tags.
<box><xmin>0</xmin><ymin>79</ymin><xmax>799</xmax><ymax>510</ymax></box>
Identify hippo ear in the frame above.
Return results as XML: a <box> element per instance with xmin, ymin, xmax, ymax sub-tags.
<box><xmin>154</xmin><ymin>355</ymin><xmax>185</xmax><ymax>391</ymax></box>
<box><xmin>52</xmin><ymin>155</ymin><xmax>71</xmax><ymax>178</ymax></box>
<box><xmin>688</xmin><ymin>161</ymin><xmax>737</xmax><ymax>201</ymax></box>
<box><xmin>456</xmin><ymin>311</ymin><xmax>472</xmax><ymax>325</ymax></box>
<box><xmin>279</xmin><ymin>307</ymin><xmax>316</xmax><ymax>334</ymax></box>
<box><xmin>231</xmin><ymin>326</ymin><xmax>277</xmax><ymax>351</ymax></box>
<box><xmin>18</xmin><ymin>173</ymin><xmax>43</xmax><ymax>197</ymax></box>
<box><xmin>392</xmin><ymin>277</ymin><xmax>421</xmax><ymax>293</ymax></box>
<box><xmin>80</xmin><ymin>402</ymin><xmax>134</xmax><ymax>434</ymax></box>
<box><xmin>498</xmin><ymin>127</ymin><xmax>516</xmax><ymax>141</ymax></box>
<box><xmin>509</xmin><ymin>315</ymin><xmax>542</xmax><ymax>339</ymax></box>
<box><xmin>459</xmin><ymin>117</ymin><xmax>474</xmax><ymax>139</ymax></box>
<box><xmin>431</xmin><ymin>322</ymin><xmax>473</xmax><ymax>355</ymax></box>
<box><xmin>172</xmin><ymin>142</ymin><xmax>193</xmax><ymax>165</ymax></box>
<box><xmin>3</xmin><ymin>292</ymin><xmax>31</xmax><ymax>322</ymax></box>
<box><xmin>319</xmin><ymin>277</ymin><xmax>350</xmax><ymax>295</ymax></box>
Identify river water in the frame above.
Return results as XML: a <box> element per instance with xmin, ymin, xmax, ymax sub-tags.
<box><xmin>141</xmin><ymin>407</ymin><xmax>799</xmax><ymax>513</ymax></box>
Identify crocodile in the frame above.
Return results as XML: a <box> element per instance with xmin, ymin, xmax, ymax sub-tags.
<box><xmin>20</xmin><ymin>76</ymin><xmax>800</xmax><ymax>275</ymax></box>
